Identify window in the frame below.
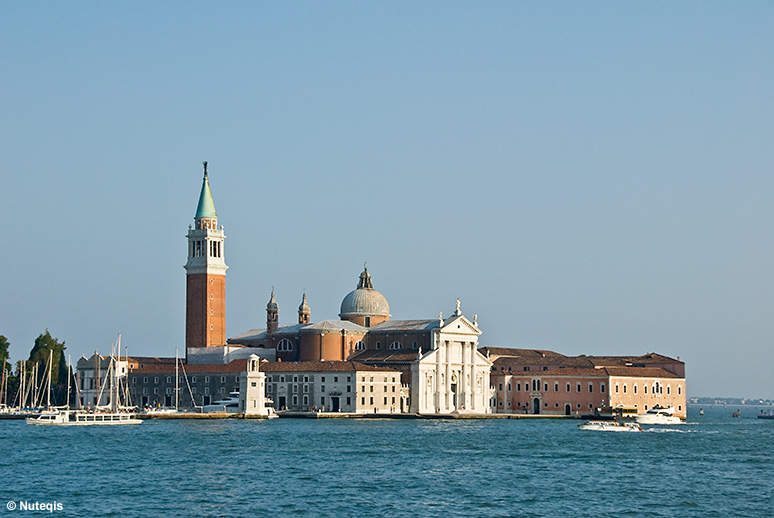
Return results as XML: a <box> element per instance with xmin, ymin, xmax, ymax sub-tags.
<box><xmin>577</xmin><ymin>383</ymin><xmax>581</xmax><ymax>393</ymax></box>
<box><xmin>334</xmin><ymin>377</ymin><xmax>338</xmax><ymax>382</ymax></box>
<box><xmin>566</xmin><ymin>383</ymin><xmax>571</xmax><ymax>392</ymax></box>
<box><xmin>303</xmin><ymin>395</ymin><xmax>309</xmax><ymax>405</ymax></box>
<box><xmin>544</xmin><ymin>383</ymin><xmax>548</xmax><ymax>391</ymax></box>
<box><xmin>589</xmin><ymin>383</ymin><xmax>593</xmax><ymax>393</ymax></box>
<box><xmin>153</xmin><ymin>388</ymin><xmax>158</xmax><ymax>395</ymax></box>
<box><xmin>277</xmin><ymin>339</ymin><xmax>293</xmax><ymax>352</ymax></box>
<box><xmin>517</xmin><ymin>383</ymin><xmax>521</xmax><ymax>391</ymax></box>
<box><xmin>354</xmin><ymin>341</ymin><xmax>365</xmax><ymax>351</ymax></box>
<box><xmin>220</xmin><ymin>387</ymin><xmax>226</xmax><ymax>394</ymax></box>
<box><xmin>280</xmin><ymin>376</ymin><xmax>285</xmax><ymax>382</ymax></box>
<box><xmin>347</xmin><ymin>397</ymin><xmax>351</xmax><ymax>405</ymax></box>
<box><xmin>143</xmin><ymin>377</ymin><xmax>148</xmax><ymax>383</ymax></box>
<box><xmin>347</xmin><ymin>386</ymin><xmax>351</xmax><ymax>392</ymax></box>
<box><xmin>667</xmin><ymin>385</ymin><xmax>671</xmax><ymax>395</ymax></box>
<box><xmin>293</xmin><ymin>376</ymin><xmax>298</xmax><ymax>382</ymax></box>
<box><xmin>384</xmin><ymin>397</ymin><xmax>388</xmax><ymax>405</ymax></box>
<box><xmin>412</xmin><ymin>341</ymin><xmax>418</xmax><ymax>349</ymax></box>
<box><xmin>507</xmin><ymin>383</ymin><xmax>511</xmax><ymax>391</ymax></box>
<box><xmin>376</xmin><ymin>342</ymin><xmax>381</xmax><ymax>350</ymax></box>
<box><xmin>303</xmin><ymin>384</ymin><xmax>309</xmax><ymax>393</ymax></box>
<box><xmin>678</xmin><ymin>385</ymin><xmax>682</xmax><ymax>395</ymax></box>
<box><xmin>321</xmin><ymin>397</ymin><xmax>325</xmax><ymax>406</ymax></box>
<box><xmin>634</xmin><ymin>384</ymin><xmax>638</xmax><ymax>394</ymax></box>
<box><xmin>191</xmin><ymin>377</ymin><xmax>196</xmax><ymax>383</ymax></box>
<box><xmin>322</xmin><ymin>377</ymin><xmax>326</xmax><ymax>382</ymax></box>
<box><xmin>369</xmin><ymin>397</ymin><xmax>373</xmax><ymax>405</ymax></box>
<box><xmin>293</xmin><ymin>384</ymin><xmax>298</xmax><ymax>393</ymax></box>
<box><xmin>644</xmin><ymin>385</ymin><xmax>648</xmax><ymax>394</ymax></box>
<box><xmin>623</xmin><ymin>384</ymin><xmax>627</xmax><ymax>394</ymax></box>
<box><xmin>370</xmin><ymin>386</ymin><xmax>373</xmax><ymax>392</ymax></box>
<box><xmin>361</xmin><ymin>397</ymin><xmax>365</xmax><ymax>405</ymax></box>
<box><xmin>166</xmin><ymin>377</ymin><xmax>171</xmax><ymax>383</ymax></box>
<box><xmin>205</xmin><ymin>376</ymin><xmax>209</xmax><ymax>383</ymax></box>
<box><xmin>499</xmin><ymin>383</ymin><xmax>503</xmax><ymax>391</ymax></box>
<box><xmin>523</xmin><ymin>366</ymin><xmax>530</xmax><ymax>371</ymax></box>
<box><xmin>554</xmin><ymin>383</ymin><xmax>559</xmax><ymax>392</ymax></box>
<box><xmin>292</xmin><ymin>395</ymin><xmax>298</xmax><ymax>406</ymax></box>
<box><xmin>304</xmin><ymin>376</ymin><xmax>309</xmax><ymax>382</ymax></box>
<box><xmin>389</xmin><ymin>341</ymin><xmax>403</xmax><ymax>350</ymax></box>
<box><xmin>321</xmin><ymin>386</ymin><xmax>325</xmax><ymax>392</ymax></box>
<box><xmin>615</xmin><ymin>384</ymin><xmax>619</xmax><ymax>394</ymax></box>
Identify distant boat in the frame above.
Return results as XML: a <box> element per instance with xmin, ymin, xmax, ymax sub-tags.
<box><xmin>758</xmin><ymin>409</ymin><xmax>774</xmax><ymax>420</ymax></box>
<box><xmin>635</xmin><ymin>406</ymin><xmax>683</xmax><ymax>425</ymax></box>
<box><xmin>732</xmin><ymin>410</ymin><xmax>741</xmax><ymax>418</ymax></box>
<box><xmin>578</xmin><ymin>420</ymin><xmax>642</xmax><ymax>432</ymax></box>
<box><xmin>202</xmin><ymin>392</ymin><xmax>240</xmax><ymax>413</ymax></box>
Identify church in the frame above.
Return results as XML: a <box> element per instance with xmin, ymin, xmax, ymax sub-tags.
<box><xmin>171</xmin><ymin>162</ymin><xmax>492</xmax><ymax>414</ymax></box>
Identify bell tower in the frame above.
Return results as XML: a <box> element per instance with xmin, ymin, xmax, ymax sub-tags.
<box><xmin>185</xmin><ymin>161</ymin><xmax>228</xmax><ymax>355</ymax></box>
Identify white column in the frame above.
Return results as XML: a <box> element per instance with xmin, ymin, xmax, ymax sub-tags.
<box><xmin>461</xmin><ymin>343</ymin><xmax>468</xmax><ymax>410</ymax></box>
<box><xmin>470</xmin><ymin>343</ymin><xmax>476</xmax><ymax>411</ymax></box>
<box><xmin>435</xmin><ymin>334</ymin><xmax>442</xmax><ymax>412</ymax></box>
<box><xmin>445</xmin><ymin>342</ymin><xmax>451</xmax><ymax>411</ymax></box>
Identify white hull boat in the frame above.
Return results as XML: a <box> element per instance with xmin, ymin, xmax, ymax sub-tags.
<box><xmin>634</xmin><ymin>406</ymin><xmax>683</xmax><ymax>425</ymax></box>
<box><xmin>27</xmin><ymin>410</ymin><xmax>142</xmax><ymax>426</ymax></box>
<box><xmin>578</xmin><ymin>420</ymin><xmax>642</xmax><ymax>432</ymax></box>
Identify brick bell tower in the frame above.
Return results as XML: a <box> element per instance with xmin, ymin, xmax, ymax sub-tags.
<box><xmin>185</xmin><ymin>161</ymin><xmax>228</xmax><ymax>356</ymax></box>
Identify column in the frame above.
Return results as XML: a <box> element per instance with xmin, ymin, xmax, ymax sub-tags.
<box><xmin>461</xmin><ymin>342</ymin><xmax>468</xmax><ymax>410</ymax></box>
<box><xmin>470</xmin><ymin>342</ymin><xmax>476</xmax><ymax>411</ymax></box>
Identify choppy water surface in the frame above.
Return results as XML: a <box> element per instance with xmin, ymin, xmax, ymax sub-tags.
<box><xmin>3</xmin><ymin>406</ymin><xmax>773</xmax><ymax>517</ymax></box>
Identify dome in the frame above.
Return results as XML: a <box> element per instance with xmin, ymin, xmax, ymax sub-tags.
<box><xmin>267</xmin><ymin>290</ymin><xmax>278</xmax><ymax>311</ymax></box>
<box><xmin>339</xmin><ymin>266</ymin><xmax>390</xmax><ymax>319</ymax></box>
<box><xmin>298</xmin><ymin>293</ymin><xmax>310</xmax><ymax>313</ymax></box>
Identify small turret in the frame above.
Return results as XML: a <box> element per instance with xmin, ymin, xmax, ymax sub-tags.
<box><xmin>267</xmin><ymin>289</ymin><xmax>279</xmax><ymax>334</ymax></box>
<box><xmin>298</xmin><ymin>293</ymin><xmax>310</xmax><ymax>324</ymax></box>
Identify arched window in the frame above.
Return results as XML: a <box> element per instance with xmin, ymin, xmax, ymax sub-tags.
<box><xmin>389</xmin><ymin>341</ymin><xmax>403</xmax><ymax>350</ymax></box>
<box><xmin>354</xmin><ymin>341</ymin><xmax>365</xmax><ymax>351</ymax></box>
<box><xmin>277</xmin><ymin>339</ymin><xmax>293</xmax><ymax>352</ymax></box>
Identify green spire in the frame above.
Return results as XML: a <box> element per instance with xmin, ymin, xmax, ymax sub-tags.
<box><xmin>195</xmin><ymin>161</ymin><xmax>217</xmax><ymax>219</ymax></box>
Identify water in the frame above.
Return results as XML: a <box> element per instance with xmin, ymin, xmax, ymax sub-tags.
<box><xmin>3</xmin><ymin>406</ymin><xmax>773</xmax><ymax>517</ymax></box>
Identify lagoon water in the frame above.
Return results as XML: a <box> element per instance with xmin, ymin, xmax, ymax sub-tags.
<box><xmin>3</xmin><ymin>406</ymin><xmax>773</xmax><ymax>517</ymax></box>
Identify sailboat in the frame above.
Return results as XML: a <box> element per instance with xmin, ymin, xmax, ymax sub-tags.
<box><xmin>27</xmin><ymin>335</ymin><xmax>142</xmax><ymax>426</ymax></box>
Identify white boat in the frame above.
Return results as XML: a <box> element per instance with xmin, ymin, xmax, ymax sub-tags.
<box><xmin>578</xmin><ymin>420</ymin><xmax>642</xmax><ymax>432</ymax></box>
<box><xmin>202</xmin><ymin>392</ymin><xmax>240</xmax><ymax>413</ymax></box>
<box><xmin>27</xmin><ymin>409</ymin><xmax>142</xmax><ymax>426</ymax></box>
<box><xmin>634</xmin><ymin>406</ymin><xmax>683</xmax><ymax>425</ymax></box>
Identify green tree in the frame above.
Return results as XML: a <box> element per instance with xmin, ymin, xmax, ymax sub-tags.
<box><xmin>28</xmin><ymin>331</ymin><xmax>68</xmax><ymax>404</ymax></box>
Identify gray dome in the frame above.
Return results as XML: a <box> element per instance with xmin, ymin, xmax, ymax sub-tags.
<box><xmin>339</xmin><ymin>267</ymin><xmax>390</xmax><ymax>318</ymax></box>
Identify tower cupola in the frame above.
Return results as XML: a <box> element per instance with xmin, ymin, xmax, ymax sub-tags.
<box><xmin>298</xmin><ymin>293</ymin><xmax>310</xmax><ymax>324</ymax></box>
<box><xmin>267</xmin><ymin>289</ymin><xmax>279</xmax><ymax>334</ymax></box>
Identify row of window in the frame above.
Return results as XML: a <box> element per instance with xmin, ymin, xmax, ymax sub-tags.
<box><xmin>133</xmin><ymin>375</ymin><xmax>237</xmax><ymax>384</ymax></box>
<box><xmin>268</xmin><ymin>375</ymin><xmax>352</xmax><ymax>383</ymax></box>
<box><xmin>132</xmin><ymin>386</ymin><xmax>231</xmax><ymax>396</ymax></box>
<box><xmin>499</xmin><ymin>380</ymin><xmax>607</xmax><ymax>394</ymax></box>
<box><xmin>614</xmin><ymin>382</ymin><xmax>682</xmax><ymax>395</ymax></box>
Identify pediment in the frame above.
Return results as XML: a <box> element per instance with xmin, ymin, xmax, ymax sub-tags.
<box><xmin>440</xmin><ymin>315</ymin><xmax>482</xmax><ymax>335</ymax></box>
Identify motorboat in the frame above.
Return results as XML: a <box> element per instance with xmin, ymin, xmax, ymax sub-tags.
<box><xmin>578</xmin><ymin>420</ymin><xmax>642</xmax><ymax>432</ymax></box>
<box><xmin>634</xmin><ymin>406</ymin><xmax>683</xmax><ymax>425</ymax></box>
<box><xmin>758</xmin><ymin>409</ymin><xmax>774</xmax><ymax>420</ymax></box>
<box><xmin>202</xmin><ymin>392</ymin><xmax>240</xmax><ymax>413</ymax></box>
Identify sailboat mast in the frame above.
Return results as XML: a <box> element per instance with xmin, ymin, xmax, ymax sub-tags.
<box><xmin>175</xmin><ymin>348</ymin><xmax>179</xmax><ymax>410</ymax></box>
<box><xmin>46</xmin><ymin>350</ymin><xmax>52</xmax><ymax>408</ymax></box>
<box><xmin>66</xmin><ymin>355</ymin><xmax>71</xmax><ymax>410</ymax></box>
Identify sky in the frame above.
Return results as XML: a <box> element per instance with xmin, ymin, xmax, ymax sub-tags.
<box><xmin>2</xmin><ymin>3</ymin><xmax>772</xmax><ymax>399</ymax></box>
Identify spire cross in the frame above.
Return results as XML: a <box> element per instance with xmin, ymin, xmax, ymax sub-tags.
<box><xmin>203</xmin><ymin>161</ymin><xmax>208</xmax><ymax>177</ymax></box>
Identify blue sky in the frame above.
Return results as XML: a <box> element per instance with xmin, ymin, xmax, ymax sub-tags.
<box><xmin>2</xmin><ymin>3</ymin><xmax>772</xmax><ymax>398</ymax></box>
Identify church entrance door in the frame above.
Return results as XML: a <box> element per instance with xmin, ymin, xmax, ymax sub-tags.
<box><xmin>533</xmin><ymin>398</ymin><xmax>540</xmax><ymax>415</ymax></box>
<box><xmin>331</xmin><ymin>397</ymin><xmax>340</xmax><ymax>412</ymax></box>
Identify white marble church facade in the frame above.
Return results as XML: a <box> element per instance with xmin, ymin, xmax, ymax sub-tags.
<box><xmin>410</xmin><ymin>304</ymin><xmax>492</xmax><ymax>414</ymax></box>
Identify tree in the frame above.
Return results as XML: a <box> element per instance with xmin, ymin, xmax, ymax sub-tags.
<box><xmin>28</xmin><ymin>330</ymin><xmax>68</xmax><ymax>404</ymax></box>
